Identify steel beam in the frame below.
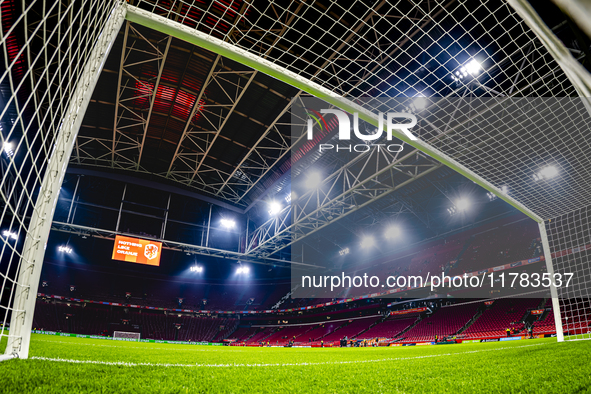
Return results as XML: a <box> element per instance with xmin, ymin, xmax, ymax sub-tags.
<box><xmin>216</xmin><ymin>93</ymin><xmax>299</xmax><ymax>202</ymax></box>
<box><xmin>50</xmin><ymin>221</ymin><xmax>322</xmax><ymax>269</ymax></box>
<box><xmin>136</xmin><ymin>36</ymin><xmax>172</xmax><ymax>169</ymax></box>
<box><xmin>125</xmin><ymin>5</ymin><xmax>543</xmax><ymax>224</ymax></box>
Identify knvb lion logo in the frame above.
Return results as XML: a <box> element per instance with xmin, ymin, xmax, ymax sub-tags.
<box><xmin>144</xmin><ymin>244</ymin><xmax>159</xmax><ymax>260</ymax></box>
<box><xmin>306</xmin><ymin>108</ymin><xmax>417</xmax><ymax>153</ymax></box>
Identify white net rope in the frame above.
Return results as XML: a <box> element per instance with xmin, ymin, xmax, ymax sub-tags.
<box><xmin>0</xmin><ymin>0</ymin><xmax>120</xmax><ymax>351</ymax></box>
<box><xmin>546</xmin><ymin>207</ymin><xmax>591</xmax><ymax>340</ymax></box>
<box><xmin>134</xmin><ymin>0</ymin><xmax>570</xmax><ymax>97</ymax></box>
<box><xmin>0</xmin><ymin>0</ymin><xmax>589</xmax><ymax>348</ymax></box>
<box><xmin>131</xmin><ymin>0</ymin><xmax>589</xmax><ymax>219</ymax></box>
<box><xmin>129</xmin><ymin>0</ymin><xmax>591</xmax><ymax>338</ymax></box>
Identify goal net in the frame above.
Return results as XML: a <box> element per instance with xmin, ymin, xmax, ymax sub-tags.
<box><xmin>113</xmin><ymin>331</ymin><xmax>141</xmax><ymax>342</ymax></box>
<box><xmin>0</xmin><ymin>0</ymin><xmax>125</xmax><ymax>360</ymax></box>
<box><xmin>1</xmin><ymin>0</ymin><xmax>591</xmax><ymax>361</ymax></box>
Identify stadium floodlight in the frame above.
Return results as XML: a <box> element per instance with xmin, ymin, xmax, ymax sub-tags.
<box><xmin>2</xmin><ymin>141</ymin><xmax>14</xmax><ymax>157</ymax></box>
<box><xmin>2</xmin><ymin>230</ymin><xmax>17</xmax><ymax>240</ymax></box>
<box><xmin>304</xmin><ymin>171</ymin><xmax>322</xmax><ymax>189</ymax></box>
<box><xmin>58</xmin><ymin>245</ymin><xmax>72</xmax><ymax>254</ymax></box>
<box><xmin>534</xmin><ymin>165</ymin><xmax>559</xmax><ymax>181</ymax></box>
<box><xmin>451</xmin><ymin>59</ymin><xmax>481</xmax><ymax>81</ymax></box>
<box><xmin>220</xmin><ymin>218</ymin><xmax>236</xmax><ymax>229</ymax></box>
<box><xmin>237</xmin><ymin>265</ymin><xmax>250</xmax><ymax>274</ymax></box>
<box><xmin>455</xmin><ymin>198</ymin><xmax>471</xmax><ymax>211</ymax></box>
<box><xmin>268</xmin><ymin>201</ymin><xmax>282</xmax><ymax>215</ymax></box>
<box><xmin>339</xmin><ymin>247</ymin><xmax>350</xmax><ymax>256</ymax></box>
<box><xmin>465</xmin><ymin>59</ymin><xmax>481</xmax><ymax>75</ymax></box>
<box><xmin>412</xmin><ymin>96</ymin><xmax>427</xmax><ymax>111</ymax></box>
<box><xmin>447</xmin><ymin>206</ymin><xmax>457</xmax><ymax>216</ymax></box>
<box><xmin>190</xmin><ymin>265</ymin><xmax>203</xmax><ymax>273</ymax></box>
<box><xmin>285</xmin><ymin>193</ymin><xmax>292</xmax><ymax>203</ymax></box>
<box><xmin>385</xmin><ymin>226</ymin><xmax>401</xmax><ymax>240</ymax></box>
<box><xmin>360</xmin><ymin>236</ymin><xmax>376</xmax><ymax>249</ymax></box>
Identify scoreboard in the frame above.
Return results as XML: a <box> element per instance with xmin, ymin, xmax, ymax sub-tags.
<box><xmin>112</xmin><ymin>235</ymin><xmax>162</xmax><ymax>266</ymax></box>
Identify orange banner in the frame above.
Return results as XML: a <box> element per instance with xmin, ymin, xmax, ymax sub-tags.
<box><xmin>112</xmin><ymin>235</ymin><xmax>162</xmax><ymax>266</ymax></box>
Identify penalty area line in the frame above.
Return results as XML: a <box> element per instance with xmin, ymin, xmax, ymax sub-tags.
<box><xmin>29</xmin><ymin>343</ymin><xmax>549</xmax><ymax>368</ymax></box>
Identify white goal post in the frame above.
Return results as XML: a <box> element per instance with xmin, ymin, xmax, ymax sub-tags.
<box><xmin>1</xmin><ymin>0</ymin><xmax>126</xmax><ymax>360</ymax></box>
<box><xmin>113</xmin><ymin>331</ymin><xmax>141</xmax><ymax>342</ymax></box>
<box><xmin>2</xmin><ymin>0</ymin><xmax>591</xmax><ymax>363</ymax></box>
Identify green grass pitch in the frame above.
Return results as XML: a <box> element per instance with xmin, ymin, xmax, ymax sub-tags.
<box><xmin>0</xmin><ymin>334</ymin><xmax>590</xmax><ymax>393</ymax></box>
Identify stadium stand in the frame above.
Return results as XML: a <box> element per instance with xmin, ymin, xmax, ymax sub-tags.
<box><xmin>33</xmin><ymin>294</ymin><xmax>562</xmax><ymax>344</ymax></box>
<box><xmin>356</xmin><ymin>317</ymin><xmax>417</xmax><ymax>340</ymax></box>
<box><xmin>561</xmin><ymin>298</ymin><xmax>591</xmax><ymax>335</ymax></box>
<box><xmin>262</xmin><ymin>325</ymin><xmax>316</xmax><ymax>346</ymax></box>
<box><xmin>246</xmin><ymin>328</ymin><xmax>277</xmax><ymax>345</ymax></box>
<box><xmin>32</xmin><ymin>300</ymin><xmax>238</xmax><ymax>342</ymax></box>
<box><xmin>532</xmin><ymin>299</ymin><xmax>556</xmax><ymax>335</ymax></box>
<box><xmin>400</xmin><ymin>303</ymin><xmax>479</xmax><ymax>343</ymax></box>
<box><xmin>30</xmin><ymin>213</ymin><xmax>566</xmax><ymax>346</ymax></box>
<box><xmin>461</xmin><ymin>298</ymin><xmax>542</xmax><ymax>339</ymax></box>
<box><xmin>228</xmin><ymin>326</ymin><xmax>259</xmax><ymax>342</ymax></box>
<box><xmin>320</xmin><ymin>316</ymin><xmax>382</xmax><ymax>343</ymax></box>
<box><xmin>448</xmin><ymin>218</ymin><xmax>542</xmax><ymax>276</ymax></box>
<box><xmin>39</xmin><ymin>262</ymin><xmax>291</xmax><ymax>311</ymax></box>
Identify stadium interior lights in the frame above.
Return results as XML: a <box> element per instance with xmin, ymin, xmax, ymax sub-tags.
<box><xmin>465</xmin><ymin>59</ymin><xmax>481</xmax><ymax>75</ymax></box>
<box><xmin>486</xmin><ymin>192</ymin><xmax>497</xmax><ymax>201</ymax></box>
<box><xmin>236</xmin><ymin>265</ymin><xmax>250</xmax><ymax>274</ymax></box>
<box><xmin>285</xmin><ymin>193</ymin><xmax>293</xmax><ymax>203</ymax></box>
<box><xmin>2</xmin><ymin>141</ymin><xmax>14</xmax><ymax>157</ymax></box>
<box><xmin>220</xmin><ymin>218</ymin><xmax>236</xmax><ymax>229</ymax></box>
<box><xmin>58</xmin><ymin>245</ymin><xmax>72</xmax><ymax>254</ymax></box>
<box><xmin>190</xmin><ymin>265</ymin><xmax>203</xmax><ymax>273</ymax></box>
<box><xmin>2</xmin><ymin>230</ymin><xmax>17</xmax><ymax>240</ymax></box>
<box><xmin>447</xmin><ymin>206</ymin><xmax>457</xmax><ymax>216</ymax></box>
<box><xmin>455</xmin><ymin>198</ymin><xmax>471</xmax><ymax>211</ymax></box>
<box><xmin>304</xmin><ymin>171</ymin><xmax>322</xmax><ymax>189</ymax></box>
<box><xmin>339</xmin><ymin>247</ymin><xmax>350</xmax><ymax>256</ymax></box>
<box><xmin>385</xmin><ymin>226</ymin><xmax>401</xmax><ymax>240</ymax></box>
<box><xmin>451</xmin><ymin>59</ymin><xmax>481</xmax><ymax>81</ymax></box>
<box><xmin>360</xmin><ymin>236</ymin><xmax>376</xmax><ymax>249</ymax></box>
<box><xmin>534</xmin><ymin>165</ymin><xmax>559</xmax><ymax>181</ymax></box>
<box><xmin>410</xmin><ymin>96</ymin><xmax>427</xmax><ymax>112</ymax></box>
<box><xmin>268</xmin><ymin>201</ymin><xmax>282</xmax><ymax>215</ymax></box>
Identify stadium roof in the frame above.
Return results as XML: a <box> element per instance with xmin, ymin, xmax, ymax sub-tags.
<box><xmin>70</xmin><ymin>0</ymin><xmax>590</xmax><ymax>215</ymax></box>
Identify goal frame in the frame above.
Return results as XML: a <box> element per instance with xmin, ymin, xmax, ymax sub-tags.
<box><xmin>8</xmin><ymin>0</ymin><xmax>591</xmax><ymax>362</ymax></box>
<box><xmin>2</xmin><ymin>2</ymin><xmax>126</xmax><ymax>360</ymax></box>
<box><xmin>113</xmin><ymin>331</ymin><xmax>141</xmax><ymax>342</ymax></box>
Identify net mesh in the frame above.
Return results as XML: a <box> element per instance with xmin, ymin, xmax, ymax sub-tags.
<box><xmin>128</xmin><ymin>0</ymin><xmax>591</xmax><ymax>340</ymax></box>
<box><xmin>546</xmin><ymin>206</ymin><xmax>591</xmax><ymax>340</ymax></box>
<box><xmin>0</xmin><ymin>0</ymin><xmax>121</xmax><ymax>354</ymax></box>
<box><xmin>0</xmin><ymin>0</ymin><xmax>589</xmax><ymax>353</ymax></box>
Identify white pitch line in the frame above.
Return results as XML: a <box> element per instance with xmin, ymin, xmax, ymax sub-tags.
<box><xmin>30</xmin><ymin>343</ymin><xmax>549</xmax><ymax>368</ymax></box>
